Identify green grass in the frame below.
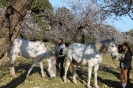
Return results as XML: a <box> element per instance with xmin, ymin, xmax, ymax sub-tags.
<box><xmin>0</xmin><ymin>54</ymin><xmax>133</xmax><ymax>88</ymax></box>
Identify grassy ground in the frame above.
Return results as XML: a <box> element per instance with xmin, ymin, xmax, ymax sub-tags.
<box><xmin>0</xmin><ymin>54</ymin><xmax>133</xmax><ymax>88</ymax></box>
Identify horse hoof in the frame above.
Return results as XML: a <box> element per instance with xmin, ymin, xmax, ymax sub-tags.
<box><xmin>13</xmin><ymin>75</ymin><xmax>17</xmax><ymax>78</ymax></box>
<box><xmin>42</xmin><ymin>75</ymin><xmax>45</xmax><ymax>78</ymax></box>
<box><xmin>95</xmin><ymin>86</ymin><xmax>99</xmax><ymax>88</ymax></box>
<box><xmin>87</xmin><ymin>86</ymin><xmax>91</xmax><ymax>88</ymax></box>
<box><xmin>26</xmin><ymin>75</ymin><xmax>29</xmax><ymax>78</ymax></box>
<box><xmin>63</xmin><ymin>77</ymin><xmax>67</xmax><ymax>83</ymax></box>
<box><xmin>73</xmin><ymin>79</ymin><xmax>78</xmax><ymax>84</ymax></box>
<box><xmin>51</xmin><ymin>76</ymin><xmax>56</xmax><ymax>79</ymax></box>
<box><xmin>73</xmin><ymin>81</ymin><xmax>78</xmax><ymax>84</ymax></box>
<box><xmin>10</xmin><ymin>74</ymin><xmax>17</xmax><ymax>78</ymax></box>
<box><xmin>63</xmin><ymin>79</ymin><xmax>67</xmax><ymax>83</ymax></box>
<box><xmin>64</xmin><ymin>81</ymin><xmax>67</xmax><ymax>83</ymax></box>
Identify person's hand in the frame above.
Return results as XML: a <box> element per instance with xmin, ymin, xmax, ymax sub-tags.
<box><xmin>54</xmin><ymin>56</ymin><xmax>57</xmax><ymax>60</ymax></box>
<box><xmin>55</xmin><ymin>52</ymin><xmax>58</xmax><ymax>57</ymax></box>
<box><xmin>115</xmin><ymin>58</ymin><xmax>120</xmax><ymax>61</ymax></box>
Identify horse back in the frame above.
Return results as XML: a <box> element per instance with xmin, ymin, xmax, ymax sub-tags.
<box><xmin>67</xmin><ymin>43</ymin><xmax>101</xmax><ymax>66</ymax></box>
<box><xmin>10</xmin><ymin>38</ymin><xmax>49</xmax><ymax>59</ymax></box>
<box><xmin>68</xmin><ymin>43</ymin><xmax>93</xmax><ymax>56</ymax></box>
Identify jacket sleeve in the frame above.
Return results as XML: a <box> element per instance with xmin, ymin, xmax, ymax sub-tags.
<box><xmin>123</xmin><ymin>52</ymin><xmax>132</xmax><ymax>64</ymax></box>
<box><xmin>55</xmin><ymin>44</ymin><xmax>58</xmax><ymax>56</ymax></box>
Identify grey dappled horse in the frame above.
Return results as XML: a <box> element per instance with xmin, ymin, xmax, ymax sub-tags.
<box><xmin>8</xmin><ymin>38</ymin><xmax>56</xmax><ymax>78</ymax></box>
<box><xmin>63</xmin><ymin>38</ymin><xmax>118</xmax><ymax>88</ymax></box>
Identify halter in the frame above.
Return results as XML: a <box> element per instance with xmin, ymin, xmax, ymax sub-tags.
<box><xmin>111</xmin><ymin>50</ymin><xmax>117</xmax><ymax>59</ymax></box>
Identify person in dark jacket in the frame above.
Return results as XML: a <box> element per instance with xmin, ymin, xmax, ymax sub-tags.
<box><xmin>118</xmin><ymin>42</ymin><xmax>132</xmax><ymax>88</ymax></box>
<box><xmin>55</xmin><ymin>38</ymin><xmax>66</xmax><ymax>77</ymax></box>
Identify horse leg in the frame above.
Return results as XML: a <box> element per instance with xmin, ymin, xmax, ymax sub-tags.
<box><xmin>87</xmin><ymin>66</ymin><xmax>92</xmax><ymax>88</ymax></box>
<box><xmin>26</xmin><ymin>57</ymin><xmax>40</xmax><ymax>77</ymax></box>
<box><xmin>94</xmin><ymin>65</ymin><xmax>99</xmax><ymax>88</ymax></box>
<box><xmin>63</xmin><ymin>59</ymin><xmax>71</xmax><ymax>83</ymax></box>
<box><xmin>9</xmin><ymin>54</ymin><xmax>17</xmax><ymax>77</ymax></box>
<box><xmin>39</xmin><ymin>61</ymin><xmax>45</xmax><ymax>78</ymax></box>
<box><xmin>72</xmin><ymin>62</ymin><xmax>78</xmax><ymax>84</ymax></box>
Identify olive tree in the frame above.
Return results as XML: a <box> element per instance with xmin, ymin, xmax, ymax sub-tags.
<box><xmin>0</xmin><ymin>0</ymin><xmax>33</xmax><ymax>59</ymax></box>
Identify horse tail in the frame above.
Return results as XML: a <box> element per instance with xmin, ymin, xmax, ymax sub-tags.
<box><xmin>69</xmin><ymin>60</ymin><xmax>75</xmax><ymax>75</ymax></box>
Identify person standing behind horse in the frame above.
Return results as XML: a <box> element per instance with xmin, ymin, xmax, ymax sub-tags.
<box><xmin>118</xmin><ymin>42</ymin><xmax>132</xmax><ymax>88</ymax></box>
<box><xmin>55</xmin><ymin>38</ymin><xmax>66</xmax><ymax>77</ymax></box>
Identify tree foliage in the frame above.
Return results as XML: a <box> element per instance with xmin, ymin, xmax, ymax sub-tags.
<box><xmin>19</xmin><ymin>0</ymin><xmax>53</xmax><ymax>41</ymax></box>
<box><xmin>92</xmin><ymin>0</ymin><xmax>133</xmax><ymax>20</ymax></box>
<box><xmin>31</xmin><ymin>0</ymin><xmax>53</xmax><ymax>14</ymax></box>
<box><xmin>0</xmin><ymin>0</ymin><xmax>10</xmax><ymax>7</ymax></box>
<box><xmin>1</xmin><ymin>0</ymin><xmax>133</xmax><ymax>45</ymax></box>
<box><xmin>45</xmin><ymin>0</ymin><xmax>109</xmax><ymax>43</ymax></box>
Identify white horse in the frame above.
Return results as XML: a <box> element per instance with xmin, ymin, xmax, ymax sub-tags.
<box><xmin>63</xmin><ymin>38</ymin><xmax>118</xmax><ymax>88</ymax></box>
<box><xmin>8</xmin><ymin>38</ymin><xmax>56</xmax><ymax>78</ymax></box>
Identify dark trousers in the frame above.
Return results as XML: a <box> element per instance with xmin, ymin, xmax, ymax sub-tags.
<box><xmin>56</xmin><ymin>56</ymin><xmax>65</xmax><ymax>77</ymax></box>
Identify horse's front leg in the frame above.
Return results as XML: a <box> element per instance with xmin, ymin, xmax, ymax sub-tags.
<box><xmin>9</xmin><ymin>54</ymin><xmax>17</xmax><ymax>77</ymax></box>
<box><xmin>94</xmin><ymin>65</ymin><xmax>99</xmax><ymax>88</ymax></box>
<box><xmin>26</xmin><ymin>57</ymin><xmax>39</xmax><ymax>77</ymax></box>
<box><xmin>87</xmin><ymin>66</ymin><xmax>92</xmax><ymax>88</ymax></box>
<box><xmin>39</xmin><ymin>61</ymin><xmax>45</xmax><ymax>77</ymax></box>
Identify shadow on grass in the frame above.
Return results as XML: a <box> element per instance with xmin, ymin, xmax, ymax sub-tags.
<box><xmin>97</xmin><ymin>76</ymin><xmax>133</xmax><ymax>88</ymax></box>
<box><xmin>0</xmin><ymin>71</ymin><xmax>27</xmax><ymax>88</ymax></box>
<box><xmin>68</xmin><ymin>68</ymin><xmax>121</xmax><ymax>88</ymax></box>
<box><xmin>76</xmin><ymin>68</ymin><xmax>121</xmax><ymax>88</ymax></box>
<box><xmin>0</xmin><ymin>63</ymin><xmax>49</xmax><ymax>88</ymax></box>
<box><xmin>15</xmin><ymin>62</ymin><xmax>49</xmax><ymax>77</ymax></box>
<box><xmin>99</xmin><ymin>64</ymin><xmax>120</xmax><ymax>80</ymax></box>
<box><xmin>75</xmin><ymin>66</ymin><xmax>133</xmax><ymax>88</ymax></box>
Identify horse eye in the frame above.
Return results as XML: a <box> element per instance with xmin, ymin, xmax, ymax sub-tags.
<box><xmin>112</xmin><ymin>46</ymin><xmax>114</xmax><ymax>47</ymax></box>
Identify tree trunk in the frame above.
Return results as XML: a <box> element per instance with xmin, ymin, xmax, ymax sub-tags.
<box><xmin>0</xmin><ymin>0</ymin><xmax>33</xmax><ymax>59</ymax></box>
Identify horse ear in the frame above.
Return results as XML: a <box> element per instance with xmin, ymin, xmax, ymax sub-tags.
<box><xmin>112</xmin><ymin>37</ymin><xmax>116</xmax><ymax>41</ymax></box>
<box><xmin>95</xmin><ymin>42</ymin><xmax>102</xmax><ymax>51</ymax></box>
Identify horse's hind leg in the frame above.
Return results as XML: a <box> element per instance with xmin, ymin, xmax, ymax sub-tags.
<box><xmin>26</xmin><ymin>57</ymin><xmax>40</xmax><ymax>77</ymax></box>
<box><xmin>9</xmin><ymin>54</ymin><xmax>17</xmax><ymax>77</ymax></box>
<box><xmin>94</xmin><ymin>65</ymin><xmax>99</xmax><ymax>88</ymax></box>
<box><xmin>63</xmin><ymin>59</ymin><xmax>71</xmax><ymax>83</ymax></box>
<box><xmin>39</xmin><ymin>61</ymin><xmax>45</xmax><ymax>77</ymax></box>
<box><xmin>72</xmin><ymin>62</ymin><xmax>78</xmax><ymax>84</ymax></box>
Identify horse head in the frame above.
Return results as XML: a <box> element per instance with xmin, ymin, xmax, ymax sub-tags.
<box><xmin>95</xmin><ymin>37</ymin><xmax>118</xmax><ymax>59</ymax></box>
<box><xmin>47</xmin><ymin>50</ymin><xmax>56</xmax><ymax>78</ymax></box>
<box><xmin>107</xmin><ymin>37</ymin><xmax>118</xmax><ymax>59</ymax></box>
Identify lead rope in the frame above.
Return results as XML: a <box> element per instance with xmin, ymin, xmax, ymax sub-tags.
<box><xmin>111</xmin><ymin>57</ymin><xmax>120</xmax><ymax>69</ymax></box>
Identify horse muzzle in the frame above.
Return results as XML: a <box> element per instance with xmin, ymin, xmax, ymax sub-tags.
<box><xmin>111</xmin><ymin>55</ymin><xmax>117</xmax><ymax>59</ymax></box>
<box><xmin>50</xmin><ymin>74</ymin><xmax>56</xmax><ymax>79</ymax></box>
<box><xmin>111</xmin><ymin>51</ymin><xmax>118</xmax><ymax>59</ymax></box>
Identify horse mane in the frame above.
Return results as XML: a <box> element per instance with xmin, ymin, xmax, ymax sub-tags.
<box><xmin>91</xmin><ymin>38</ymin><xmax>111</xmax><ymax>52</ymax></box>
<box><xmin>45</xmin><ymin>44</ymin><xmax>53</xmax><ymax>56</ymax></box>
